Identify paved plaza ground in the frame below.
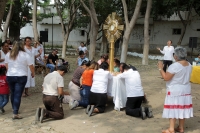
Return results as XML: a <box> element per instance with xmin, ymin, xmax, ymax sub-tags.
<box><xmin>0</xmin><ymin>55</ymin><xmax>200</xmax><ymax>133</ymax></box>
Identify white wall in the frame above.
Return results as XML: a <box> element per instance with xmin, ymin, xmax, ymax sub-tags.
<box><xmin>128</xmin><ymin>20</ymin><xmax>200</xmax><ymax>53</ymax></box>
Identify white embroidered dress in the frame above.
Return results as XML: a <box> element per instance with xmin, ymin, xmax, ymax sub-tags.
<box><xmin>25</xmin><ymin>46</ymin><xmax>36</xmax><ymax>88</ymax></box>
<box><xmin>162</xmin><ymin>62</ymin><xmax>193</xmax><ymax>119</ymax></box>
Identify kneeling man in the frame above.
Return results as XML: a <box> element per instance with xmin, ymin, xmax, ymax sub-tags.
<box><xmin>35</xmin><ymin>65</ymin><xmax>69</xmax><ymax>123</ymax></box>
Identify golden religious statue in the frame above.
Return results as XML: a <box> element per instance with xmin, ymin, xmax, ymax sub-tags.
<box><xmin>103</xmin><ymin>12</ymin><xmax>124</xmax><ymax>71</ymax></box>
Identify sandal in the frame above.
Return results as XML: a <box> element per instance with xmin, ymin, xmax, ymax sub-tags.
<box><xmin>162</xmin><ymin>129</ymin><xmax>175</xmax><ymax>133</ymax></box>
<box><xmin>12</xmin><ymin>115</ymin><xmax>23</xmax><ymax>120</ymax></box>
<box><xmin>22</xmin><ymin>93</ymin><xmax>27</xmax><ymax>97</ymax></box>
<box><xmin>25</xmin><ymin>92</ymin><xmax>31</xmax><ymax>96</ymax></box>
<box><xmin>175</xmin><ymin>126</ymin><xmax>184</xmax><ymax>133</ymax></box>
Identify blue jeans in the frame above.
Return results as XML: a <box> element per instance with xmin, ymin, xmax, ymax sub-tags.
<box><xmin>6</xmin><ymin>76</ymin><xmax>27</xmax><ymax>114</ymax></box>
<box><xmin>0</xmin><ymin>94</ymin><xmax>9</xmax><ymax>109</ymax></box>
<box><xmin>46</xmin><ymin>64</ymin><xmax>55</xmax><ymax>72</ymax></box>
<box><xmin>79</xmin><ymin>85</ymin><xmax>91</xmax><ymax>108</ymax></box>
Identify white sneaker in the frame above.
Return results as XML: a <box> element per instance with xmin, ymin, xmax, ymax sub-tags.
<box><xmin>69</xmin><ymin>100</ymin><xmax>79</xmax><ymax>110</ymax></box>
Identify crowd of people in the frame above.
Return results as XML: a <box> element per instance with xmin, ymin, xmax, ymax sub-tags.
<box><xmin>0</xmin><ymin>39</ymin><xmax>196</xmax><ymax>133</ymax></box>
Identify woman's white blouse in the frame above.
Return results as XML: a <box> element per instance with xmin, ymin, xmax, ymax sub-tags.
<box><xmin>166</xmin><ymin>62</ymin><xmax>192</xmax><ymax>96</ymax></box>
<box><xmin>5</xmin><ymin>51</ymin><xmax>33</xmax><ymax>76</ymax></box>
<box><xmin>91</xmin><ymin>69</ymin><xmax>113</xmax><ymax>93</ymax></box>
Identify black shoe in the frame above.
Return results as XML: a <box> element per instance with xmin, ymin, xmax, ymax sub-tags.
<box><xmin>88</xmin><ymin>105</ymin><xmax>94</xmax><ymax>117</ymax></box>
<box><xmin>40</xmin><ymin>108</ymin><xmax>46</xmax><ymax>123</ymax></box>
<box><xmin>145</xmin><ymin>107</ymin><xmax>153</xmax><ymax>118</ymax></box>
<box><xmin>140</xmin><ymin>106</ymin><xmax>146</xmax><ymax>120</ymax></box>
<box><xmin>0</xmin><ymin>108</ymin><xmax>5</xmax><ymax>114</ymax></box>
<box><xmin>86</xmin><ymin>105</ymin><xmax>91</xmax><ymax>114</ymax></box>
<box><xmin>35</xmin><ymin>108</ymin><xmax>41</xmax><ymax>121</ymax></box>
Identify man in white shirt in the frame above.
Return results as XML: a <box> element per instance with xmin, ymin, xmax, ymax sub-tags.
<box><xmin>157</xmin><ymin>40</ymin><xmax>174</xmax><ymax>72</ymax></box>
<box><xmin>35</xmin><ymin>65</ymin><xmax>69</xmax><ymax>123</ymax></box>
<box><xmin>117</xmin><ymin>63</ymin><xmax>152</xmax><ymax>120</ymax></box>
<box><xmin>77</xmin><ymin>42</ymin><xmax>88</xmax><ymax>55</ymax></box>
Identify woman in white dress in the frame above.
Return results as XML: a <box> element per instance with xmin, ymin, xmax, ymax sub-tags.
<box><xmin>0</xmin><ymin>42</ymin><xmax>10</xmax><ymax>65</ymax></box>
<box><xmin>23</xmin><ymin>37</ymin><xmax>42</xmax><ymax>96</ymax></box>
<box><xmin>158</xmin><ymin>47</ymin><xmax>193</xmax><ymax>133</ymax></box>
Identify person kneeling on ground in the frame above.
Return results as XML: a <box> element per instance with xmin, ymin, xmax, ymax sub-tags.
<box><xmin>35</xmin><ymin>65</ymin><xmax>69</xmax><ymax>123</ymax></box>
<box><xmin>69</xmin><ymin>61</ymin><xmax>99</xmax><ymax>110</ymax></box>
<box><xmin>86</xmin><ymin>62</ymin><xmax>113</xmax><ymax>117</ymax></box>
<box><xmin>117</xmin><ymin>63</ymin><xmax>153</xmax><ymax>120</ymax></box>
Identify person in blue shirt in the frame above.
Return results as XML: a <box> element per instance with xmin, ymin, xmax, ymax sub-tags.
<box><xmin>194</xmin><ymin>53</ymin><xmax>200</xmax><ymax>64</ymax></box>
<box><xmin>77</xmin><ymin>51</ymin><xmax>89</xmax><ymax>66</ymax></box>
<box><xmin>113</xmin><ymin>59</ymin><xmax>120</xmax><ymax>72</ymax></box>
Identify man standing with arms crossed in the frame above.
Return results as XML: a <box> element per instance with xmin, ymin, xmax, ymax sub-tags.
<box><xmin>157</xmin><ymin>40</ymin><xmax>174</xmax><ymax>72</ymax></box>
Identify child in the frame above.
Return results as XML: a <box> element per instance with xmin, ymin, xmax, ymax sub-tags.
<box><xmin>114</xmin><ymin>59</ymin><xmax>120</xmax><ymax>72</ymax></box>
<box><xmin>0</xmin><ymin>65</ymin><xmax>9</xmax><ymax>113</ymax></box>
<box><xmin>97</xmin><ymin>54</ymin><xmax>109</xmax><ymax>65</ymax></box>
<box><xmin>77</xmin><ymin>51</ymin><xmax>89</xmax><ymax>66</ymax></box>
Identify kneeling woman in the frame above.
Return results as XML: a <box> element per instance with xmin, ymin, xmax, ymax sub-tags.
<box><xmin>63</xmin><ymin>61</ymin><xmax>90</xmax><ymax>105</ymax></box>
<box><xmin>87</xmin><ymin>62</ymin><xmax>112</xmax><ymax>116</ymax></box>
<box><xmin>117</xmin><ymin>63</ymin><xmax>152</xmax><ymax>120</ymax></box>
<box><xmin>69</xmin><ymin>61</ymin><xmax>99</xmax><ymax>109</ymax></box>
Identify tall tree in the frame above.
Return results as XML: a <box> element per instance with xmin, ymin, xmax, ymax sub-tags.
<box><xmin>120</xmin><ymin>0</ymin><xmax>142</xmax><ymax>62</ymax></box>
<box><xmin>0</xmin><ymin>0</ymin><xmax>8</xmax><ymax>31</ymax></box>
<box><xmin>32</xmin><ymin>0</ymin><xmax>39</xmax><ymax>41</ymax></box>
<box><xmin>8</xmin><ymin>0</ymin><xmax>32</xmax><ymax>40</ymax></box>
<box><xmin>2</xmin><ymin>0</ymin><xmax>14</xmax><ymax>42</ymax></box>
<box><xmin>152</xmin><ymin>0</ymin><xmax>197</xmax><ymax>45</ymax></box>
<box><xmin>78</xmin><ymin>0</ymin><xmax>122</xmax><ymax>59</ymax></box>
<box><xmin>176</xmin><ymin>0</ymin><xmax>194</xmax><ymax>45</ymax></box>
<box><xmin>55</xmin><ymin>0</ymin><xmax>80</xmax><ymax>58</ymax></box>
<box><xmin>80</xmin><ymin>0</ymin><xmax>99</xmax><ymax>60</ymax></box>
<box><xmin>142</xmin><ymin>0</ymin><xmax>152</xmax><ymax>65</ymax></box>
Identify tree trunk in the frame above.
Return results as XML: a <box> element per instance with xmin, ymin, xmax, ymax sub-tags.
<box><xmin>176</xmin><ymin>1</ymin><xmax>193</xmax><ymax>46</ymax></box>
<box><xmin>100</xmin><ymin>42</ymin><xmax>104</xmax><ymax>56</ymax></box>
<box><xmin>0</xmin><ymin>0</ymin><xmax>8</xmax><ymax>30</ymax></box>
<box><xmin>103</xmin><ymin>42</ymin><xmax>108</xmax><ymax>54</ymax></box>
<box><xmin>9</xmin><ymin>23</ymin><xmax>20</xmax><ymax>40</ymax></box>
<box><xmin>100</xmin><ymin>32</ymin><xmax>107</xmax><ymax>56</ymax></box>
<box><xmin>117</xmin><ymin>39</ymin><xmax>122</xmax><ymax>55</ymax></box>
<box><xmin>120</xmin><ymin>30</ymin><xmax>131</xmax><ymax>62</ymax></box>
<box><xmin>89</xmin><ymin>20</ymin><xmax>99</xmax><ymax>60</ymax></box>
<box><xmin>61</xmin><ymin>32</ymin><xmax>69</xmax><ymax>58</ymax></box>
<box><xmin>2</xmin><ymin>0</ymin><xmax>14</xmax><ymax>42</ymax></box>
<box><xmin>120</xmin><ymin>0</ymin><xmax>143</xmax><ymax>62</ymax></box>
<box><xmin>142</xmin><ymin>0</ymin><xmax>152</xmax><ymax>65</ymax></box>
<box><xmin>177</xmin><ymin>25</ymin><xmax>186</xmax><ymax>46</ymax></box>
<box><xmin>32</xmin><ymin>0</ymin><xmax>39</xmax><ymax>41</ymax></box>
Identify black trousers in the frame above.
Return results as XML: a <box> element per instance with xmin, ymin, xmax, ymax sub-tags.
<box><xmin>43</xmin><ymin>94</ymin><xmax>64</xmax><ymax>119</ymax></box>
<box><xmin>125</xmin><ymin>96</ymin><xmax>144</xmax><ymax>117</ymax></box>
<box><xmin>163</xmin><ymin>60</ymin><xmax>173</xmax><ymax>72</ymax></box>
<box><xmin>89</xmin><ymin>91</ymin><xmax>107</xmax><ymax>113</ymax></box>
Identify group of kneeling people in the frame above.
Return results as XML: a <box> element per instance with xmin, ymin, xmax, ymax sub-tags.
<box><xmin>35</xmin><ymin>60</ymin><xmax>153</xmax><ymax>123</ymax></box>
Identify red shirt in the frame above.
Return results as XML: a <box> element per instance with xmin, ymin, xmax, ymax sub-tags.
<box><xmin>0</xmin><ymin>76</ymin><xmax>9</xmax><ymax>94</ymax></box>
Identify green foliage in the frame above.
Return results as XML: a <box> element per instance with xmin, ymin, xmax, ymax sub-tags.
<box><xmin>37</xmin><ymin>13</ymin><xmax>56</xmax><ymax>21</ymax></box>
<box><xmin>151</xmin><ymin>0</ymin><xmax>198</xmax><ymax>20</ymax></box>
<box><xmin>38</xmin><ymin>0</ymin><xmax>51</xmax><ymax>7</ymax></box>
<box><xmin>75</xmin><ymin>0</ymin><xmax>123</xmax><ymax>29</ymax></box>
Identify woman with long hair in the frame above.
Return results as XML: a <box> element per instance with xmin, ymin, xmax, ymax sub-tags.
<box><xmin>69</xmin><ymin>61</ymin><xmax>99</xmax><ymax>109</ymax></box>
<box><xmin>62</xmin><ymin>61</ymin><xmax>90</xmax><ymax>105</ymax></box>
<box><xmin>5</xmin><ymin>40</ymin><xmax>34</xmax><ymax>119</ymax></box>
